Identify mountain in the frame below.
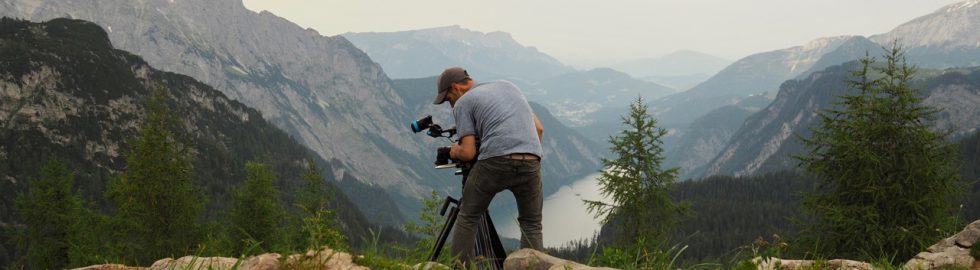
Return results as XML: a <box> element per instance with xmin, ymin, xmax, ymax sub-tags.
<box><xmin>638</xmin><ymin>73</ymin><xmax>716</xmax><ymax>94</ymax></box>
<box><xmin>698</xmin><ymin>0</ymin><xmax>980</xmax><ymax>178</ymax></box>
<box><xmin>0</xmin><ymin>0</ymin><xmax>593</xmax><ymax>222</ymax></box>
<box><xmin>611</xmin><ymin>50</ymin><xmax>731</xmax><ymax>90</ymax></box>
<box><xmin>0</xmin><ymin>17</ymin><xmax>396</xmax><ymax>262</ymax></box>
<box><xmin>685</xmin><ymin>36</ymin><xmax>855</xmax><ymax>100</ymax></box>
<box><xmin>664</xmin><ymin>94</ymin><xmax>773</xmax><ymax>180</ymax></box>
<box><xmin>870</xmin><ymin>0</ymin><xmax>980</xmax><ymax>68</ymax></box>
<box><xmin>653</xmin><ymin>0</ymin><xmax>980</xmax><ymax>129</ymax></box>
<box><xmin>524</xmin><ymin>68</ymin><xmax>675</xmax><ymax>127</ymax></box>
<box><xmin>701</xmin><ymin>62</ymin><xmax>980</xmax><ymax>178</ymax></box>
<box><xmin>644</xmin><ymin>36</ymin><xmax>856</xmax><ymax>129</ymax></box>
<box><xmin>343</xmin><ymin>26</ymin><xmax>573</xmax><ymax>83</ymax></box>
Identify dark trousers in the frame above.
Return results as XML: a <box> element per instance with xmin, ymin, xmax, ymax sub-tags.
<box><xmin>449</xmin><ymin>156</ymin><xmax>543</xmax><ymax>265</ymax></box>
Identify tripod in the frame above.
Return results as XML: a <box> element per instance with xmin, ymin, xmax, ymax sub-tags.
<box><xmin>428</xmin><ymin>162</ymin><xmax>506</xmax><ymax>269</ymax></box>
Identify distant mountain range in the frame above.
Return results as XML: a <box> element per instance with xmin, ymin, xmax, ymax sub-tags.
<box><xmin>611</xmin><ymin>50</ymin><xmax>731</xmax><ymax>90</ymax></box>
<box><xmin>702</xmin><ymin>63</ymin><xmax>980</xmax><ymax>178</ymax></box>
<box><xmin>343</xmin><ymin>26</ymin><xmax>573</xmax><ymax>83</ymax></box>
<box><xmin>523</xmin><ymin>68</ymin><xmax>676</xmax><ymax>127</ymax></box>
<box><xmin>344</xmin><ymin>26</ymin><xmax>682</xmax><ymax>129</ymax></box>
<box><xmin>698</xmin><ymin>0</ymin><xmax>980</xmax><ymax>178</ymax></box>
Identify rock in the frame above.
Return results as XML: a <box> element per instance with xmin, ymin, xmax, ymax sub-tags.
<box><xmin>754</xmin><ymin>257</ymin><xmax>872</xmax><ymax>270</ymax></box>
<box><xmin>503</xmin><ymin>248</ymin><xmax>618</xmax><ymax>270</ymax></box>
<box><xmin>244</xmin><ymin>253</ymin><xmax>282</xmax><ymax>270</ymax></box>
<box><xmin>144</xmin><ymin>248</ymin><xmax>366</xmax><ymax>270</ymax></box>
<box><xmin>904</xmin><ymin>220</ymin><xmax>980</xmax><ymax>269</ymax></box>
<box><xmin>150</xmin><ymin>256</ymin><xmax>240</xmax><ymax>270</ymax></box>
<box><xmin>413</xmin><ymin>261</ymin><xmax>451</xmax><ymax>270</ymax></box>
<box><xmin>71</xmin><ymin>264</ymin><xmax>147</xmax><ymax>270</ymax></box>
<box><xmin>282</xmin><ymin>248</ymin><xmax>368</xmax><ymax>270</ymax></box>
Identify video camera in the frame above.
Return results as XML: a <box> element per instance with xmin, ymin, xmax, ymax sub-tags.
<box><xmin>410</xmin><ymin>116</ymin><xmax>505</xmax><ymax>269</ymax></box>
<box><xmin>410</xmin><ymin>115</ymin><xmax>458</xmax><ymax>166</ymax></box>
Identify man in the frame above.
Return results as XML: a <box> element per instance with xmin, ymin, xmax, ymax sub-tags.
<box><xmin>433</xmin><ymin>67</ymin><xmax>544</xmax><ymax>265</ymax></box>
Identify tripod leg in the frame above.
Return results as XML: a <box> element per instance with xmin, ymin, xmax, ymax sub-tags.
<box><xmin>483</xmin><ymin>211</ymin><xmax>506</xmax><ymax>270</ymax></box>
<box><xmin>429</xmin><ymin>206</ymin><xmax>459</xmax><ymax>262</ymax></box>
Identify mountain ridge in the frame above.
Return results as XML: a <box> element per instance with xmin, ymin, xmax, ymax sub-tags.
<box><xmin>701</xmin><ymin>63</ymin><xmax>980</xmax><ymax>178</ymax></box>
<box><xmin>343</xmin><ymin>25</ymin><xmax>572</xmax><ymax>82</ymax></box>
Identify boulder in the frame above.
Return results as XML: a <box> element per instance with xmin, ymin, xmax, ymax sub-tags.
<box><xmin>503</xmin><ymin>248</ymin><xmax>618</xmax><ymax>270</ymax></box>
<box><xmin>904</xmin><ymin>220</ymin><xmax>980</xmax><ymax>269</ymax></box>
<box><xmin>412</xmin><ymin>261</ymin><xmax>451</xmax><ymax>270</ymax></box>
<box><xmin>283</xmin><ymin>248</ymin><xmax>368</xmax><ymax>270</ymax></box>
<box><xmin>72</xmin><ymin>264</ymin><xmax>148</xmax><ymax>270</ymax></box>
<box><xmin>754</xmin><ymin>257</ymin><xmax>872</xmax><ymax>270</ymax></box>
<box><xmin>150</xmin><ymin>256</ymin><xmax>240</xmax><ymax>270</ymax></box>
<box><xmin>147</xmin><ymin>248</ymin><xmax>366</xmax><ymax>270</ymax></box>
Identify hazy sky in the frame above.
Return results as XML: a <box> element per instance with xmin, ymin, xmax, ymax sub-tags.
<box><xmin>242</xmin><ymin>0</ymin><xmax>963</xmax><ymax>69</ymax></box>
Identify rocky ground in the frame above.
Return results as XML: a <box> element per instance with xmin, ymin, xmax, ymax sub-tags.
<box><xmin>70</xmin><ymin>220</ymin><xmax>980</xmax><ymax>270</ymax></box>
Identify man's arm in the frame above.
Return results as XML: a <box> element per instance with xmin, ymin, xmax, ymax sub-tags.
<box><xmin>450</xmin><ymin>135</ymin><xmax>478</xmax><ymax>162</ymax></box>
<box><xmin>532</xmin><ymin>112</ymin><xmax>543</xmax><ymax>143</ymax></box>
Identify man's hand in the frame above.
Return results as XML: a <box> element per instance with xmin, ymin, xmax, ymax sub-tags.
<box><xmin>450</xmin><ymin>135</ymin><xmax>478</xmax><ymax>162</ymax></box>
<box><xmin>532</xmin><ymin>112</ymin><xmax>544</xmax><ymax>143</ymax></box>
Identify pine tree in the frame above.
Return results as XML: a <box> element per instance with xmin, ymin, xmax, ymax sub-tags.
<box><xmin>286</xmin><ymin>159</ymin><xmax>346</xmax><ymax>252</ymax></box>
<box><xmin>796</xmin><ymin>44</ymin><xmax>964</xmax><ymax>263</ymax></box>
<box><xmin>404</xmin><ymin>190</ymin><xmax>445</xmax><ymax>262</ymax></box>
<box><xmin>105</xmin><ymin>87</ymin><xmax>204</xmax><ymax>264</ymax></box>
<box><xmin>13</xmin><ymin>158</ymin><xmax>83</xmax><ymax>270</ymax></box>
<box><xmin>228</xmin><ymin>160</ymin><xmax>283</xmax><ymax>254</ymax></box>
<box><xmin>584</xmin><ymin>96</ymin><xmax>687</xmax><ymax>250</ymax></box>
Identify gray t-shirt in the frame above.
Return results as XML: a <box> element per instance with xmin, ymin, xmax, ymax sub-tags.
<box><xmin>453</xmin><ymin>80</ymin><xmax>543</xmax><ymax>161</ymax></box>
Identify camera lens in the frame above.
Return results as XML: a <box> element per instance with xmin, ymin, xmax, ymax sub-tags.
<box><xmin>411</xmin><ymin>115</ymin><xmax>433</xmax><ymax>133</ymax></box>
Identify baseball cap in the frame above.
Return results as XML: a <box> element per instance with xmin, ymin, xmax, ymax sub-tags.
<box><xmin>433</xmin><ymin>67</ymin><xmax>470</xmax><ymax>104</ymax></box>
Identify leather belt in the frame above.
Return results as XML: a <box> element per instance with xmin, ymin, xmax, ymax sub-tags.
<box><xmin>503</xmin><ymin>153</ymin><xmax>540</xmax><ymax>160</ymax></box>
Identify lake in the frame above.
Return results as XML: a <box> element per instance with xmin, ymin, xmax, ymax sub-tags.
<box><xmin>497</xmin><ymin>172</ymin><xmax>609</xmax><ymax>248</ymax></box>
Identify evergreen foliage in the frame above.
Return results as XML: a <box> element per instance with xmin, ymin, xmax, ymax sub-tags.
<box><xmin>287</xmin><ymin>159</ymin><xmax>348</xmax><ymax>252</ymax></box>
<box><xmin>403</xmin><ymin>191</ymin><xmax>447</xmax><ymax>263</ymax></box>
<box><xmin>228</xmin><ymin>160</ymin><xmax>284</xmax><ymax>255</ymax></box>
<box><xmin>961</xmin><ymin>131</ymin><xmax>980</xmax><ymax>221</ymax></box>
<box><xmin>105</xmin><ymin>87</ymin><xmax>205</xmax><ymax>265</ymax></box>
<box><xmin>12</xmin><ymin>159</ymin><xmax>87</xmax><ymax>269</ymax></box>
<box><xmin>584</xmin><ymin>96</ymin><xmax>688</xmax><ymax>254</ymax></box>
<box><xmin>796</xmin><ymin>45</ymin><xmax>964</xmax><ymax>263</ymax></box>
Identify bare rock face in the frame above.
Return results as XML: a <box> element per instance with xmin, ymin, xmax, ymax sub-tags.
<box><xmin>503</xmin><ymin>248</ymin><xmax>618</xmax><ymax>270</ymax></box>
<box><xmin>905</xmin><ymin>220</ymin><xmax>980</xmax><ymax>270</ymax></box>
